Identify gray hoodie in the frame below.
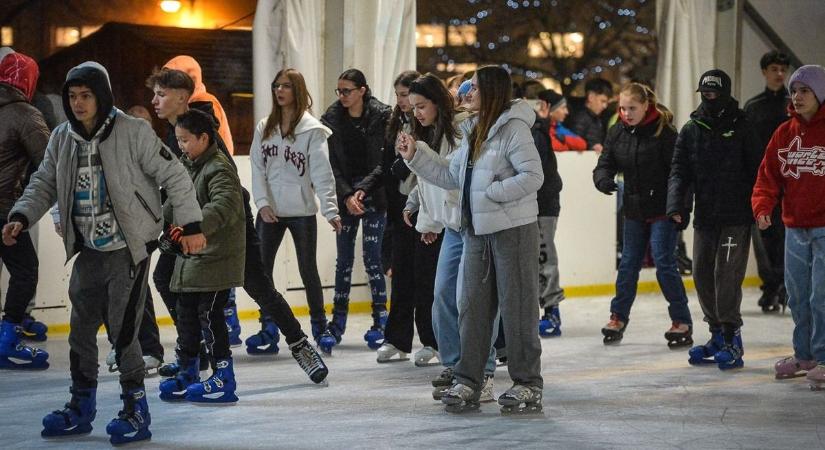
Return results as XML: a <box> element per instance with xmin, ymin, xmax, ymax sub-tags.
<box><xmin>408</xmin><ymin>99</ymin><xmax>543</xmax><ymax>235</ymax></box>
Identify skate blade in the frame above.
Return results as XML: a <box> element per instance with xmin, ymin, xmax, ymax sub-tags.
<box><xmin>717</xmin><ymin>361</ymin><xmax>744</xmax><ymax>371</ymax></box>
<box><xmin>775</xmin><ymin>372</ymin><xmax>808</xmax><ymax>380</ymax></box>
<box><xmin>667</xmin><ymin>340</ymin><xmax>694</xmax><ymax>350</ymax></box>
<box><xmin>41</xmin><ymin>423</ymin><xmax>93</xmax><ymax>438</ymax></box>
<box><xmin>688</xmin><ymin>359</ymin><xmax>718</xmax><ymax>366</ymax></box>
<box><xmin>159</xmin><ymin>392</ymin><xmax>188</xmax><ymax>402</ymax></box>
<box><xmin>246</xmin><ymin>345</ymin><xmax>280</xmax><ymax>355</ymax></box>
<box><xmin>414</xmin><ymin>358</ymin><xmax>440</xmax><ymax>367</ymax></box>
<box><xmin>186</xmin><ymin>392</ymin><xmax>239</xmax><ymax>404</ymax></box>
<box><xmin>377</xmin><ymin>355</ymin><xmax>409</xmax><ymax>363</ymax></box>
<box><xmin>109</xmin><ymin>429</ymin><xmax>151</xmax><ymax>446</ymax></box>
<box><xmin>445</xmin><ymin>403</ymin><xmax>480</xmax><ymax>414</ymax></box>
<box><xmin>500</xmin><ymin>404</ymin><xmax>544</xmax><ymax>416</ymax></box>
<box><xmin>0</xmin><ymin>357</ymin><xmax>49</xmax><ymax>370</ymax></box>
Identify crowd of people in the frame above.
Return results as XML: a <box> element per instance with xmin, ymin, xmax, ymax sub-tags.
<box><xmin>0</xmin><ymin>44</ymin><xmax>824</xmax><ymax>443</ymax></box>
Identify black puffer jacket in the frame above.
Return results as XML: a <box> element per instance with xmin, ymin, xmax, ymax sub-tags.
<box><xmin>743</xmin><ymin>87</ymin><xmax>790</xmax><ymax>154</ymax></box>
<box><xmin>322</xmin><ymin>97</ymin><xmax>391</xmax><ymax>213</ymax></box>
<box><xmin>532</xmin><ymin>115</ymin><xmax>562</xmax><ymax>217</ymax></box>
<box><xmin>593</xmin><ymin>116</ymin><xmax>677</xmax><ymax>221</ymax></box>
<box><xmin>666</xmin><ymin>99</ymin><xmax>763</xmax><ymax>229</ymax></box>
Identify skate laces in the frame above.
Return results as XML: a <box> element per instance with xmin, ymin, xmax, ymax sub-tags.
<box><xmin>295</xmin><ymin>342</ymin><xmax>323</xmax><ymax>372</ymax></box>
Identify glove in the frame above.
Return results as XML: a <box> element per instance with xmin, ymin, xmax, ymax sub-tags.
<box><xmin>670</xmin><ymin>212</ymin><xmax>690</xmax><ymax>231</ymax></box>
<box><xmin>158</xmin><ymin>225</ymin><xmax>186</xmax><ymax>257</ymax></box>
<box><xmin>595</xmin><ymin>178</ymin><xmax>618</xmax><ymax>195</ymax></box>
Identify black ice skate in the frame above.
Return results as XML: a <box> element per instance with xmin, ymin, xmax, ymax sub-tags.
<box><xmin>601</xmin><ymin>314</ymin><xmax>627</xmax><ymax>345</ymax></box>
<box><xmin>442</xmin><ymin>383</ymin><xmax>480</xmax><ymax>413</ymax></box>
<box><xmin>431</xmin><ymin>367</ymin><xmax>453</xmax><ymax>401</ymax></box>
<box><xmin>498</xmin><ymin>384</ymin><xmax>543</xmax><ymax>415</ymax></box>
<box><xmin>664</xmin><ymin>322</ymin><xmax>693</xmax><ymax>349</ymax></box>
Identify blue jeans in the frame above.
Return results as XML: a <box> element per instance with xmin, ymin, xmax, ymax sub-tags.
<box><xmin>610</xmin><ymin>217</ymin><xmax>692</xmax><ymax>324</ymax></box>
<box><xmin>785</xmin><ymin>227</ymin><xmax>825</xmax><ymax>363</ymax></box>
<box><xmin>432</xmin><ymin>228</ymin><xmax>497</xmax><ymax>376</ymax></box>
<box><xmin>334</xmin><ymin>209</ymin><xmax>387</xmax><ymax>318</ymax></box>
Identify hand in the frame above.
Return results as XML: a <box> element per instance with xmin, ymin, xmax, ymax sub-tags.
<box><xmin>54</xmin><ymin>222</ymin><xmax>63</xmax><ymax>238</ymax></box>
<box><xmin>595</xmin><ymin>178</ymin><xmax>618</xmax><ymax>195</ymax></box>
<box><xmin>402</xmin><ymin>210</ymin><xmax>414</xmax><ymax>227</ymax></box>
<box><xmin>757</xmin><ymin>214</ymin><xmax>772</xmax><ymax>230</ymax></box>
<box><xmin>259</xmin><ymin>206</ymin><xmax>278</xmax><ymax>223</ymax></box>
<box><xmin>593</xmin><ymin>144</ymin><xmax>604</xmax><ymax>153</ymax></box>
<box><xmin>396</xmin><ymin>132</ymin><xmax>416</xmax><ymax>161</ymax></box>
<box><xmin>180</xmin><ymin>233</ymin><xmax>207</xmax><ymax>255</ymax></box>
<box><xmin>673</xmin><ymin>212</ymin><xmax>690</xmax><ymax>231</ymax></box>
<box><xmin>329</xmin><ymin>216</ymin><xmax>343</xmax><ymax>234</ymax></box>
<box><xmin>346</xmin><ymin>192</ymin><xmax>365</xmax><ymax>216</ymax></box>
<box><xmin>2</xmin><ymin>221</ymin><xmax>23</xmax><ymax>246</ymax></box>
<box><xmin>421</xmin><ymin>232</ymin><xmax>439</xmax><ymax>245</ymax></box>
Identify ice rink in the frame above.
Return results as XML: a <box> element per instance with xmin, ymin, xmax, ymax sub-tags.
<box><xmin>0</xmin><ymin>287</ymin><xmax>819</xmax><ymax>449</ymax></box>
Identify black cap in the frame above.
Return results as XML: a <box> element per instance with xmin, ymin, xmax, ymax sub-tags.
<box><xmin>696</xmin><ymin>69</ymin><xmax>731</xmax><ymax>96</ymax></box>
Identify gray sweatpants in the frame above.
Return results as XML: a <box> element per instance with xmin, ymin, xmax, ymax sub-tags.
<box><xmin>456</xmin><ymin>222</ymin><xmax>543</xmax><ymax>391</ymax></box>
<box><xmin>538</xmin><ymin>216</ymin><xmax>565</xmax><ymax>308</ymax></box>
<box><xmin>692</xmin><ymin>225</ymin><xmax>751</xmax><ymax>330</ymax></box>
<box><xmin>68</xmin><ymin>247</ymin><xmax>149</xmax><ymax>390</ymax></box>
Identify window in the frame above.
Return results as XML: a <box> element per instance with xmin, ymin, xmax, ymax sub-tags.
<box><xmin>415</xmin><ymin>24</ymin><xmax>445</xmax><ymax>48</ymax></box>
<box><xmin>528</xmin><ymin>32</ymin><xmax>585</xmax><ymax>59</ymax></box>
<box><xmin>54</xmin><ymin>25</ymin><xmax>102</xmax><ymax>47</ymax></box>
<box><xmin>1</xmin><ymin>27</ymin><xmax>12</xmax><ymax>46</ymax></box>
<box><xmin>447</xmin><ymin>25</ymin><xmax>477</xmax><ymax>46</ymax></box>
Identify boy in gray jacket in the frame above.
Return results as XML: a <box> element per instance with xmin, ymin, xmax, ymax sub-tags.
<box><xmin>2</xmin><ymin>61</ymin><xmax>204</xmax><ymax>444</ymax></box>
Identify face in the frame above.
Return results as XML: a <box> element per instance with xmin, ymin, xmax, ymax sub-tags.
<box><xmin>762</xmin><ymin>63</ymin><xmax>788</xmax><ymax>90</ymax></box>
<box><xmin>466</xmin><ymin>75</ymin><xmax>481</xmax><ymax>112</ymax></box>
<box><xmin>152</xmin><ymin>85</ymin><xmax>189</xmax><ymax>120</ymax></box>
<box><xmin>68</xmin><ymin>86</ymin><xmax>98</xmax><ymax>127</ymax></box>
<box><xmin>619</xmin><ymin>93</ymin><xmax>648</xmax><ymax>126</ymax></box>
<box><xmin>395</xmin><ymin>84</ymin><xmax>412</xmax><ymax>113</ymax></box>
<box><xmin>410</xmin><ymin>92</ymin><xmax>438</xmax><ymax>127</ymax></box>
<box><xmin>701</xmin><ymin>91</ymin><xmax>720</xmax><ymax>100</ymax></box>
<box><xmin>791</xmin><ymin>82</ymin><xmax>820</xmax><ymax>118</ymax></box>
<box><xmin>549</xmin><ymin>104</ymin><xmax>568</xmax><ymax>122</ymax></box>
<box><xmin>273</xmin><ymin>74</ymin><xmax>295</xmax><ymax>107</ymax></box>
<box><xmin>336</xmin><ymin>79</ymin><xmax>365</xmax><ymax>109</ymax></box>
<box><xmin>586</xmin><ymin>92</ymin><xmax>609</xmax><ymax>116</ymax></box>
<box><xmin>175</xmin><ymin>126</ymin><xmax>210</xmax><ymax>160</ymax></box>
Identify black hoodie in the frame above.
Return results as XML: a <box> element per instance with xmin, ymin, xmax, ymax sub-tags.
<box><xmin>62</xmin><ymin>61</ymin><xmax>115</xmax><ymax>141</ymax></box>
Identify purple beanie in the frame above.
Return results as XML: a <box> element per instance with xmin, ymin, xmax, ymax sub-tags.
<box><xmin>789</xmin><ymin>64</ymin><xmax>825</xmax><ymax>104</ymax></box>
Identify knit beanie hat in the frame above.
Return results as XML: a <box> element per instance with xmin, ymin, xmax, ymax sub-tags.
<box><xmin>789</xmin><ymin>65</ymin><xmax>825</xmax><ymax>104</ymax></box>
<box><xmin>457</xmin><ymin>79</ymin><xmax>472</xmax><ymax>101</ymax></box>
<box><xmin>538</xmin><ymin>89</ymin><xmax>566</xmax><ymax>112</ymax></box>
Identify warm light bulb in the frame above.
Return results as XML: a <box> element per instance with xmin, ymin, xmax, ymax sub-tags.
<box><xmin>160</xmin><ymin>0</ymin><xmax>182</xmax><ymax>13</ymax></box>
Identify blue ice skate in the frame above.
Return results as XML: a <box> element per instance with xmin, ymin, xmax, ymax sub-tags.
<box><xmin>186</xmin><ymin>358</ymin><xmax>238</xmax><ymax>403</ymax></box>
<box><xmin>245</xmin><ymin>316</ymin><xmax>280</xmax><ymax>355</ymax></box>
<box><xmin>17</xmin><ymin>314</ymin><xmax>48</xmax><ymax>342</ymax></box>
<box><xmin>41</xmin><ymin>387</ymin><xmax>96</xmax><ymax>437</ymax></box>
<box><xmin>224</xmin><ymin>293</ymin><xmax>242</xmax><ymax>347</ymax></box>
<box><xmin>714</xmin><ymin>329</ymin><xmax>744</xmax><ymax>371</ymax></box>
<box><xmin>688</xmin><ymin>328</ymin><xmax>723</xmax><ymax>365</ymax></box>
<box><xmin>106</xmin><ymin>387</ymin><xmax>151</xmax><ymax>445</ymax></box>
<box><xmin>0</xmin><ymin>320</ymin><xmax>49</xmax><ymax>370</ymax></box>
<box><xmin>363</xmin><ymin>309</ymin><xmax>388</xmax><ymax>350</ymax></box>
<box><xmin>319</xmin><ymin>309</ymin><xmax>347</xmax><ymax>354</ymax></box>
<box><xmin>159</xmin><ymin>358</ymin><xmax>200</xmax><ymax>401</ymax></box>
<box><xmin>538</xmin><ymin>306</ymin><xmax>561</xmax><ymax>338</ymax></box>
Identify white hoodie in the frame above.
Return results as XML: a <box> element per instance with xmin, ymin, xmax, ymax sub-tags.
<box><xmin>250</xmin><ymin>111</ymin><xmax>339</xmax><ymax>220</ymax></box>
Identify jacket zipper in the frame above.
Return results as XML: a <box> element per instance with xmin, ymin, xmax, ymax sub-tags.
<box><xmin>135</xmin><ymin>191</ymin><xmax>161</xmax><ymax>223</ymax></box>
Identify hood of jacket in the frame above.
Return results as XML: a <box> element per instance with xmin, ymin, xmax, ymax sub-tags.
<box><xmin>62</xmin><ymin>61</ymin><xmax>115</xmax><ymax>140</ymax></box>
<box><xmin>459</xmin><ymin>99</ymin><xmax>536</xmax><ymax>143</ymax></box>
<box><xmin>164</xmin><ymin>55</ymin><xmax>207</xmax><ymax>97</ymax></box>
<box><xmin>294</xmin><ymin>110</ymin><xmax>333</xmax><ymax>138</ymax></box>
<box><xmin>788</xmin><ymin>101</ymin><xmax>825</xmax><ymax>126</ymax></box>
<box><xmin>0</xmin><ymin>52</ymin><xmax>38</xmax><ymax>102</ymax></box>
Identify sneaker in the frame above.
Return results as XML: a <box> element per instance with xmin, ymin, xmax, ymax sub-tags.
<box><xmin>413</xmin><ymin>346</ymin><xmax>440</xmax><ymax>367</ymax></box>
<box><xmin>479</xmin><ymin>376</ymin><xmax>495</xmax><ymax>403</ymax></box>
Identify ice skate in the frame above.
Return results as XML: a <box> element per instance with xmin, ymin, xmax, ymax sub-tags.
<box><xmin>41</xmin><ymin>387</ymin><xmax>96</xmax><ymax>438</ymax></box>
<box><xmin>363</xmin><ymin>310</ymin><xmax>388</xmax><ymax>350</ymax></box>
<box><xmin>431</xmin><ymin>367</ymin><xmax>454</xmax><ymax>400</ymax></box>
<box><xmin>186</xmin><ymin>358</ymin><xmax>238</xmax><ymax>404</ymax></box>
<box><xmin>806</xmin><ymin>364</ymin><xmax>825</xmax><ymax>391</ymax></box>
<box><xmin>224</xmin><ymin>301</ymin><xmax>242</xmax><ymax>347</ymax></box>
<box><xmin>714</xmin><ymin>328</ymin><xmax>744</xmax><ymax>371</ymax></box>
<box><xmin>143</xmin><ymin>355</ymin><xmax>162</xmax><ymax>376</ymax></box>
<box><xmin>245</xmin><ymin>317</ymin><xmax>280</xmax><ymax>355</ymax></box>
<box><xmin>498</xmin><ymin>384</ymin><xmax>543</xmax><ymax>415</ymax></box>
<box><xmin>319</xmin><ymin>309</ymin><xmax>347</xmax><ymax>354</ymax></box>
<box><xmin>538</xmin><ymin>306</ymin><xmax>561</xmax><ymax>338</ymax></box>
<box><xmin>414</xmin><ymin>346</ymin><xmax>440</xmax><ymax>367</ymax></box>
<box><xmin>688</xmin><ymin>328</ymin><xmax>723</xmax><ymax>365</ymax></box>
<box><xmin>601</xmin><ymin>313</ymin><xmax>626</xmax><ymax>345</ymax></box>
<box><xmin>106</xmin><ymin>348</ymin><xmax>118</xmax><ymax>373</ymax></box>
<box><xmin>290</xmin><ymin>337</ymin><xmax>329</xmax><ymax>384</ymax></box>
<box><xmin>665</xmin><ymin>322</ymin><xmax>693</xmax><ymax>349</ymax></box>
<box><xmin>775</xmin><ymin>356</ymin><xmax>817</xmax><ymax>380</ymax></box>
<box><xmin>106</xmin><ymin>387</ymin><xmax>151</xmax><ymax>445</ymax></box>
<box><xmin>479</xmin><ymin>376</ymin><xmax>495</xmax><ymax>403</ymax></box>
<box><xmin>442</xmin><ymin>383</ymin><xmax>481</xmax><ymax>413</ymax></box>
<box><xmin>159</xmin><ymin>358</ymin><xmax>200</xmax><ymax>401</ymax></box>
<box><xmin>0</xmin><ymin>320</ymin><xmax>49</xmax><ymax>370</ymax></box>
<box><xmin>17</xmin><ymin>314</ymin><xmax>48</xmax><ymax>342</ymax></box>
<box><xmin>376</xmin><ymin>343</ymin><xmax>408</xmax><ymax>363</ymax></box>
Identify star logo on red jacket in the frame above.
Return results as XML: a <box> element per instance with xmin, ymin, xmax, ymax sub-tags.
<box><xmin>777</xmin><ymin>136</ymin><xmax>825</xmax><ymax>179</ymax></box>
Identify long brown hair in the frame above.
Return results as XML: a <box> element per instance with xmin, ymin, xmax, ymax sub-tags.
<box><xmin>263</xmin><ymin>68</ymin><xmax>312</xmax><ymax>141</ymax></box>
<box><xmin>409</xmin><ymin>73</ymin><xmax>458</xmax><ymax>151</ymax></box>
<box><xmin>470</xmin><ymin>65</ymin><xmax>512</xmax><ymax>161</ymax></box>
<box><xmin>385</xmin><ymin>70</ymin><xmax>420</xmax><ymax>142</ymax></box>
<box><xmin>619</xmin><ymin>82</ymin><xmax>674</xmax><ymax>137</ymax></box>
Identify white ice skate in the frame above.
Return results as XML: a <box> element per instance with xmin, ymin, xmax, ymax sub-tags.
<box><xmin>442</xmin><ymin>383</ymin><xmax>480</xmax><ymax>413</ymax></box>
<box><xmin>498</xmin><ymin>384</ymin><xmax>543</xmax><ymax>415</ymax></box>
<box><xmin>106</xmin><ymin>348</ymin><xmax>118</xmax><ymax>372</ymax></box>
<box><xmin>143</xmin><ymin>355</ymin><xmax>162</xmax><ymax>376</ymax></box>
<box><xmin>413</xmin><ymin>346</ymin><xmax>440</xmax><ymax>367</ymax></box>
<box><xmin>376</xmin><ymin>343</ymin><xmax>409</xmax><ymax>363</ymax></box>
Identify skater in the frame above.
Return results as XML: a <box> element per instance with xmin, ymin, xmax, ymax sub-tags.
<box><xmin>321</xmin><ymin>69</ymin><xmax>391</xmax><ymax>351</ymax></box>
<box><xmin>147</xmin><ymin>68</ymin><xmax>328</xmax><ymax>384</ymax></box>
<box><xmin>592</xmin><ymin>83</ymin><xmax>693</xmax><ymax>347</ymax></box>
<box><xmin>399</xmin><ymin>65</ymin><xmax>544</xmax><ymax>414</ymax></box>
<box><xmin>744</xmin><ymin>50</ymin><xmax>792</xmax><ymax>313</ymax></box>
<box><xmin>565</xmin><ymin>77</ymin><xmax>613</xmax><ymax>152</ymax></box>
<box><xmin>158</xmin><ymin>109</ymin><xmax>244</xmax><ymax>404</ymax></box>
<box><xmin>3</xmin><ymin>61</ymin><xmax>206</xmax><ymax>444</ymax></box>
<box><xmin>0</xmin><ymin>51</ymin><xmax>51</xmax><ymax>370</ymax></box>
<box><xmin>251</xmin><ymin>68</ymin><xmax>341</xmax><ymax>353</ymax></box>
<box><xmin>378</xmin><ymin>70</ymin><xmax>443</xmax><ymax>365</ymax></box>
<box><xmin>751</xmin><ymin>65</ymin><xmax>825</xmax><ymax>385</ymax></box>
<box><xmin>537</xmin><ymin>89</ymin><xmax>588</xmax><ymax>152</ymax></box>
<box><xmin>667</xmin><ymin>69</ymin><xmax>762</xmax><ymax>370</ymax></box>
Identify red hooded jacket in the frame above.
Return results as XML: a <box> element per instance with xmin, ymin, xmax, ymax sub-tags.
<box><xmin>752</xmin><ymin>104</ymin><xmax>825</xmax><ymax>228</ymax></box>
<box><xmin>0</xmin><ymin>52</ymin><xmax>38</xmax><ymax>101</ymax></box>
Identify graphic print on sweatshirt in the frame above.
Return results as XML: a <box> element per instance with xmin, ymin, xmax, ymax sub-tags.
<box><xmin>260</xmin><ymin>143</ymin><xmax>307</xmax><ymax>176</ymax></box>
<box><xmin>73</xmin><ymin>143</ymin><xmax>126</xmax><ymax>250</ymax></box>
<box><xmin>778</xmin><ymin>136</ymin><xmax>825</xmax><ymax>179</ymax></box>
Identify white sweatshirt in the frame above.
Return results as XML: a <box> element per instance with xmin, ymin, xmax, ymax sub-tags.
<box><xmin>405</xmin><ymin>136</ymin><xmax>461</xmax><ymax>233</ymax></box>
<box><xmin>250</xmin><ymin>111</ymin><xmax>339</xmax><ymax>220</ymax></box>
